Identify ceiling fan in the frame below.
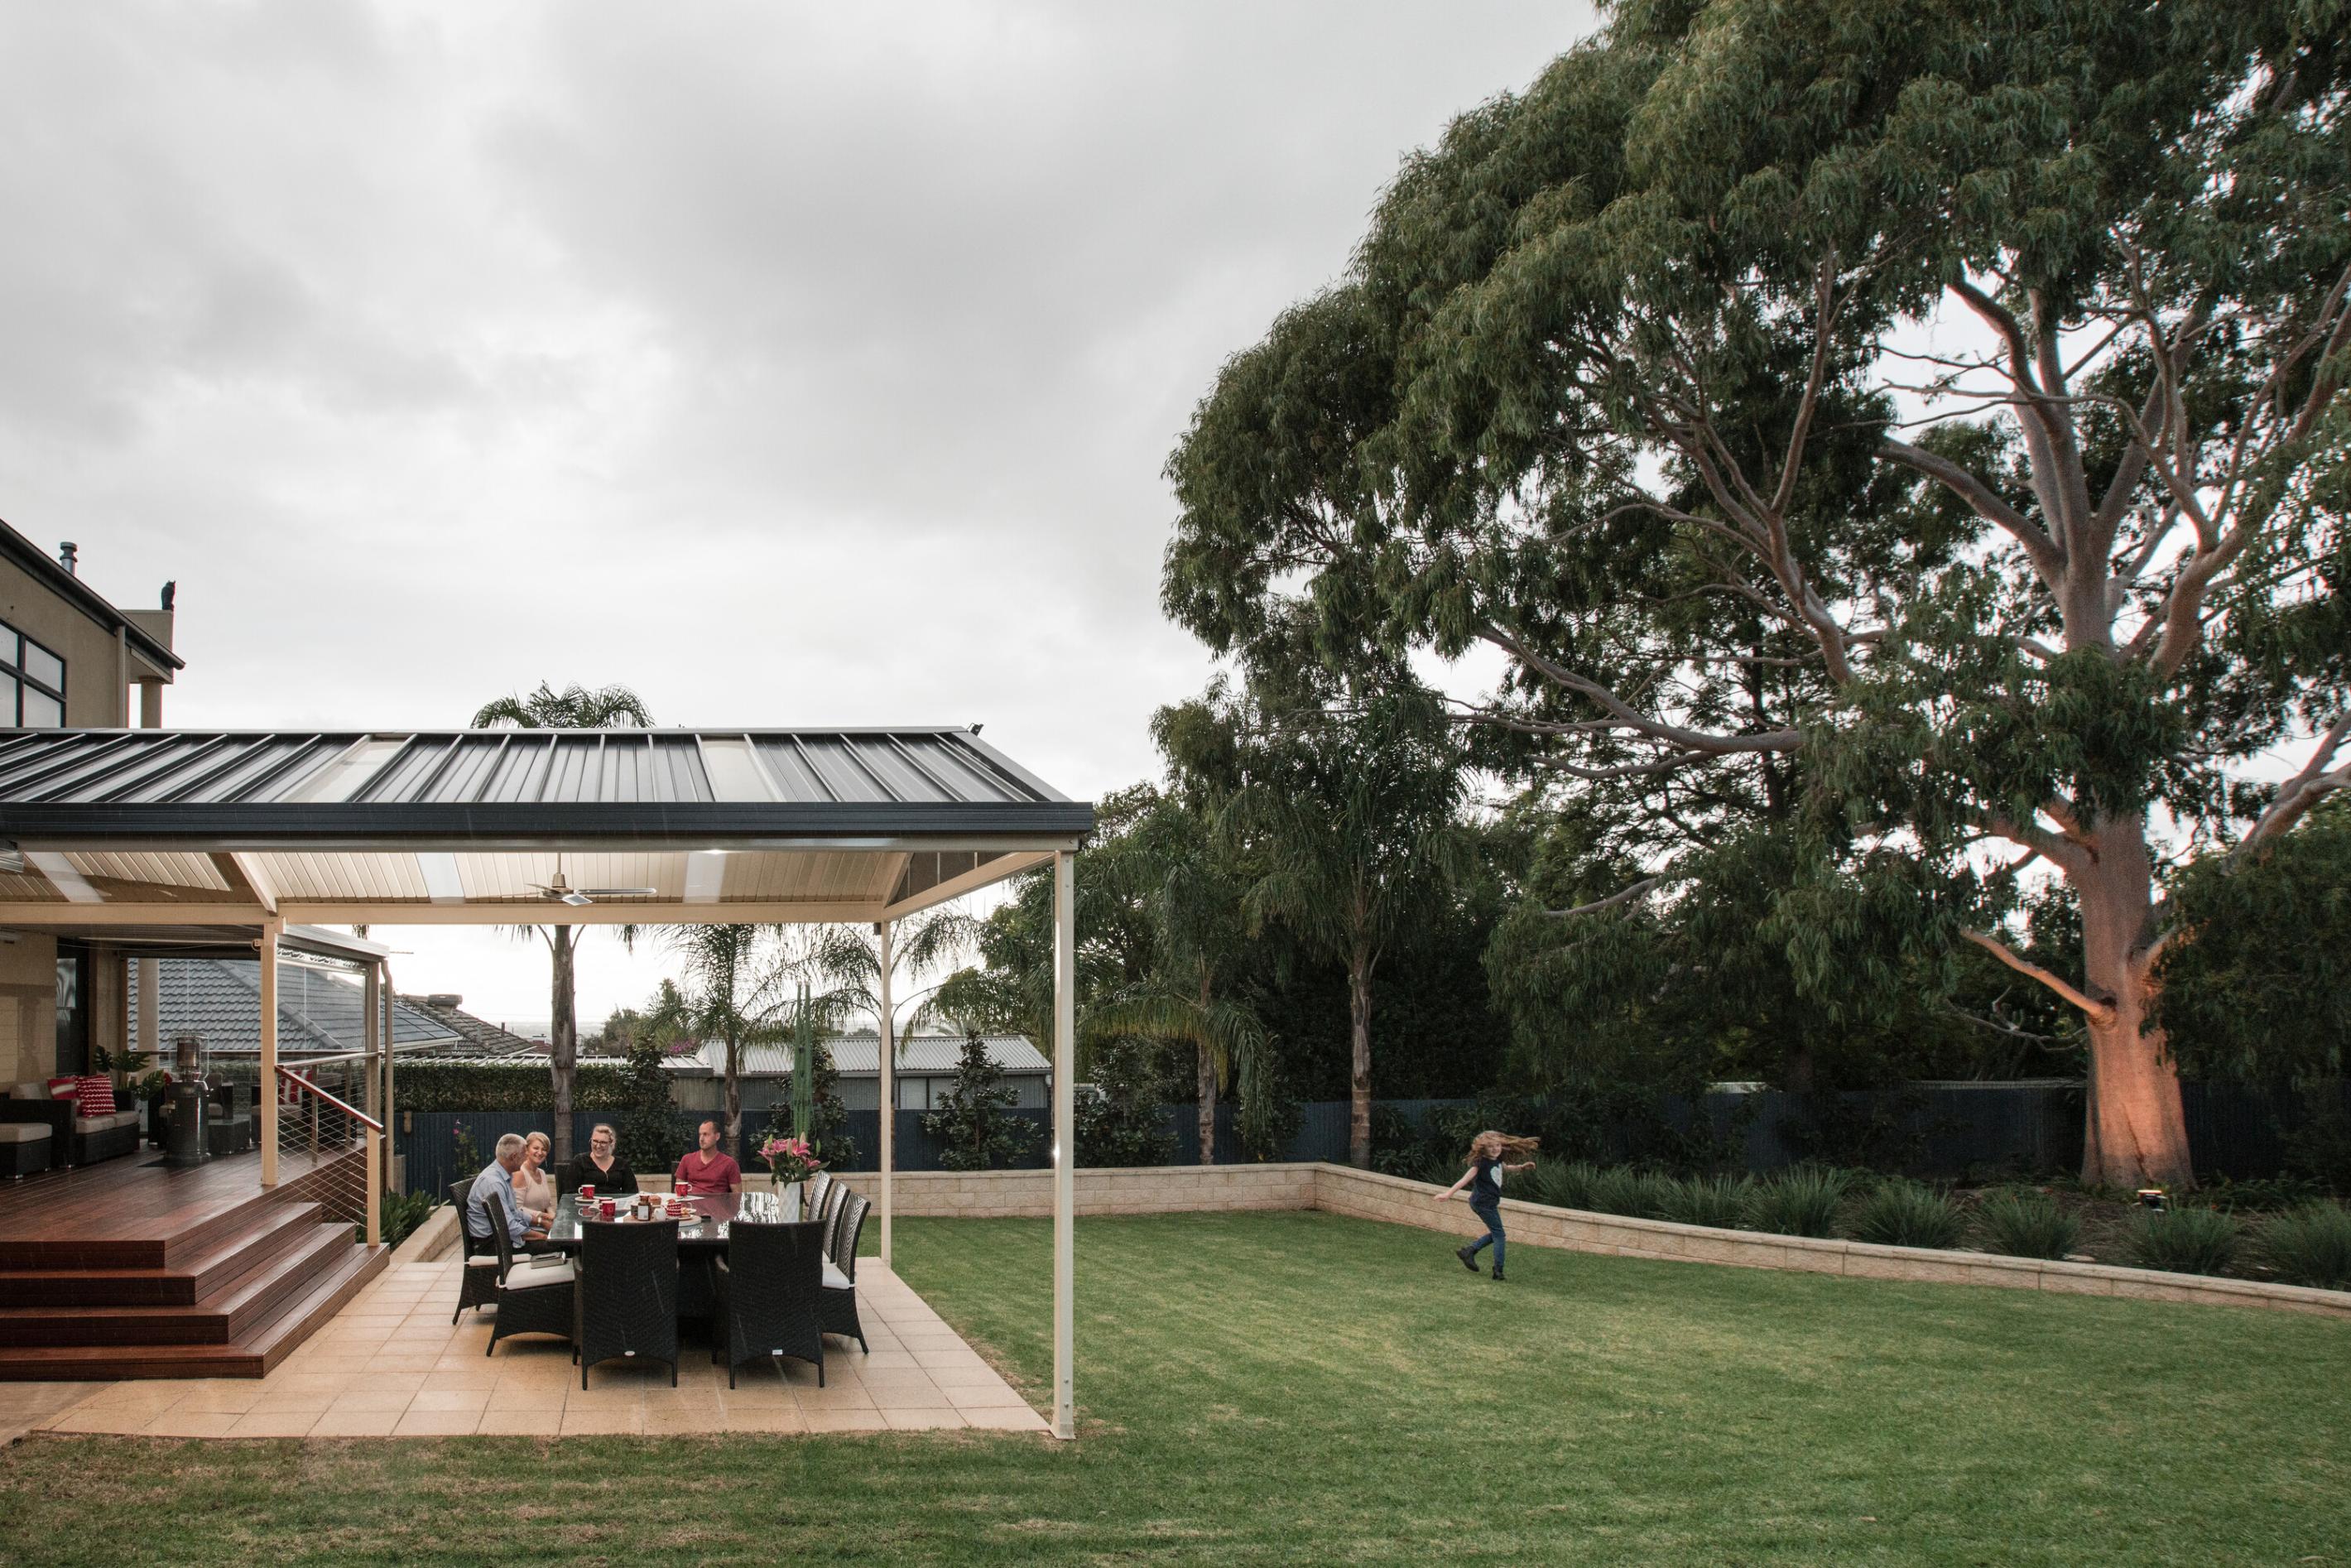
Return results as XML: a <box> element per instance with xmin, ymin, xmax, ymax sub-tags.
<box><xmin>528</xmin><ymin>858</ymin><xmax>656</xmax><ymax>907</ymax></box>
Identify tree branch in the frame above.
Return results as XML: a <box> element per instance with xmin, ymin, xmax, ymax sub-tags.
<box><xmin>1882</xmin><ymin>439</ymin><xmax>2066</xmax><ymax>587</ymax></box>
<box><xmin>1962</xmin><ymin>930</ymin><xmax>2116</xmax><ymax>1026</ymax></box>
<box><xmin>2235</xmin><ymin>711</ymin><xmax>2351</xmax><ymax>857</ymax></box>
<box><xmin>1546</xmin><ymin>874</ymin><xmax>1673</xmax><ymax>918</ymax></box>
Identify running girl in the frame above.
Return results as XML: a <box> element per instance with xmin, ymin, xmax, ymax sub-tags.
<box><xmin>1436</xmin><ymin>1130</ymin><xmax>1539</xmax><ymax>1280</ymax></box>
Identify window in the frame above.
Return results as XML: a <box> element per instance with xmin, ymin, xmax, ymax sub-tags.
<box><xmin>0</xmin><ymin>620</ymin><xmax>65</xmax><ymax>728</ymax></box>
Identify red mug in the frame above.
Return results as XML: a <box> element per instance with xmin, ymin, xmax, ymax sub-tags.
<box><xmin>599</xmin><ymin>1198</ymin><xmax>616</xmax><ymax>1220</ymax></box>
<box><xmin>578</xmin><ymin>1185</ymin><xmax>595</xmax><ymax>1202</ymax></box>
<box><xmin>676</xmin><ymin>1179</ymin><xmax>691</xmax><ymax>1198</ymax></box>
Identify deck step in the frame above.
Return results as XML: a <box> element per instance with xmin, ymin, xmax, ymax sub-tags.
<box><xmin>0</xmin><ymin>1223</ymin><xmax>356</xmax><ymax>1345</ymax></box>
<box><xmin>0</xmin><ymin>1202</ymin><xmax>325</xmax><ymax>1307</ymax></box>
<box><xmin>0</xmin><ymin>1242</ymin><xmax>387</xmax><ymax>1380</ymax></box>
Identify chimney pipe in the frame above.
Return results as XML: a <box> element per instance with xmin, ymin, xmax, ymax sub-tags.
<box><xmin>58</xmin><ymin>542</ymin><xmax>78</xmax><ymax>575</ymax></box>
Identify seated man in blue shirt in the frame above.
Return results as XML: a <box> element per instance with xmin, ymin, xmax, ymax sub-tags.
<box><xmin>468</xmin><ymin>1133</ymin><xmax>551</xmax><ymax>1248</ymax></box>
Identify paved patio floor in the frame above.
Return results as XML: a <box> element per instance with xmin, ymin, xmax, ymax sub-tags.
<box><xmin>36</xmin><ymin>1255</ymin><xmax>1048</xmax><ymax>1439</ymax></box>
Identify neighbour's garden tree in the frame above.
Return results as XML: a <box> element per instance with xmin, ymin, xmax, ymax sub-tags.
<box><xmin>616</xmin><ymin>979</ymin><xmax>688</xmax><ymax>1175</ymax></box>
<box><xmin>472</xmin><ymin>680</ymin><xmax>655</xmax><ymax>1166</ymax></box>
<box><xmin>1074</xmin><ymin>1037</ymin><xmax>1176</xmax><ymax>1167</ymax></box>
<box><xmin>1161</xmin><ymin>685</ymin><xmax>1471</xmax><ymax>1168</ymax></box>
<box><xmin>780</xmin><ymin>907</ymin><xmax>982</xmax><ymax>1066</ymax></box>
<box><xmin>1166</xmin><ymin>1</ymin><xmax>2351</xmax><ymax>1187</ymax></box>
<box><xmin>921</xmin><ymin>1031</ymin><xmax>1041</xmax><ymax>1171</ymax></box>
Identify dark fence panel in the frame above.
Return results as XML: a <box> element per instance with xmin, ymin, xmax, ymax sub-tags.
<box><xmin>397</xmin><ymin>1080</ymin><xmax>2344</xmax><ymax>1194</ymax></box>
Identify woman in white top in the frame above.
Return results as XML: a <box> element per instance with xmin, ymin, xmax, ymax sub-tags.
<box><xmin>514</xmin><ymin>1130</ymin><xmax>558</xmax><ymax>1217</ymax></box>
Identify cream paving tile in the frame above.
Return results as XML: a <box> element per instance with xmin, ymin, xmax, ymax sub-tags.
<box><xmin>473</xmin><ymin>1407</ymin><xmax>558</xmax><ymax>1436</ymax></box>
<box><xmin>226</xmin><ymin>1407</ymin><xmax>332</xmax><ymax>1438</ymax></box>
<box><xmin>926</xmin><ymin>1366</ymin><xmax>1015</xmax><ymax>1388</ymax></box>
<box><xmin>266</xmin><ymin>1372</ymin><xmax>358</xmax><ymax>1397</ymax></box>
<box><xmin>45</xmin><ymin>1408</ymin><xmax>147</xmax><ymax>1435</ymax></box>
<box><xmin>320</xmin><ymin>1387</ymin><xmax>418</xmax><ymax>1414</ymax></box>
<box><xmin>799</xmin><ymin>1409</ymin><xmax>887</xmax><ymax>1433</ymax></box>
<box><xmin>945</xmin><ymin>1385</ymin><xmax>1035</xmax><ymax>1412</ymax></box>
<box><xmin>171</xmin><ymin>1384</ymin><xmax>269</xmax><ymax>1413</ymax></box>
<box><xmin>560</xmin><ymin>1405</ymin><xmax>644</xmax><ymax>1436</ymax></box>
<box><xmin>144</xmin><ymin>1408</ymin><xmax>244</xmax><ymax>1437</ymax></box>
<box><xmin>858</xmin><ymin>1350</ymin><xmax>921</xmax><ymax>1369</ymax></box>
<box><xmin>392</xmin><ymin>1408</ymin><xmax>483</xmax><ymax>1436</ymax></box>
<box><xmin>310</xmin><ymin>1408</ymin><xmax>406</xmax><ymax>1437</ymax></box>
<box><xmin>791</xmin><ymin>1386</ymin><xmax>877</xmax><ymax>1411</ymax></box>
<box><xmin>408</xmin><ymin>1386</ymin><xmax>492</xmax><ymax>1414</ymax></box>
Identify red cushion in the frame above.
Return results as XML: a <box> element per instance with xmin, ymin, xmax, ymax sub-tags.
<box><xmin>46</xmin><ymin>1076</ymin><xmax>79</xmax><ymax>1104</ymax></box>
<box><xmin>75</xmin><ymin>1075</ymin><xmax>116</xmax><ymax>1117</ymax></box>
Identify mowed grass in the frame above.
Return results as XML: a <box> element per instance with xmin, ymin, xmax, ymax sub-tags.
<box><xmin>2</xmin><ymin>1210</ymin><xmax>2346</xmax><ymax>1566</ymax></box>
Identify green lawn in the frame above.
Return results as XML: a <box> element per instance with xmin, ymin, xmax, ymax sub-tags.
<box><xmin>2</xmin><ymin>1210</ymin><xmax>2346</xmax><ymax>1566</ymax></box>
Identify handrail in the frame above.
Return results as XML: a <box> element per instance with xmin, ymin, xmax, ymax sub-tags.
<box><xmin>274</xmin><ymin>1063</ymin><xmax>384</xmax><ymax>1133</ymax></box>
<box><xmin>267</xmin><ymin>1039</ymin><xmax>444</xmax><ymax>1068</ymax></box>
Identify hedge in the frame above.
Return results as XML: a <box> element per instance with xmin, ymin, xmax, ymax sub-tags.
<box><xmin>395</xmin><ymin>1061</ymin><xmax>634</xmax><ymax>1113</ymax></box>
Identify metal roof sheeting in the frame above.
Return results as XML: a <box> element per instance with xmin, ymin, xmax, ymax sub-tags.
<box><xmin>0</xmin><ymin>728</ymin><xmax>1091</xmax><ymax>846</ymax></box>
<box><xmin>667</xmin><ymin>1034</ymin><xmax>1050</xmax><ymax>1078</ymax></box>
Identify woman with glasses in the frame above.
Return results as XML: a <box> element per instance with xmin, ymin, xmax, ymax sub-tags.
<box><xmin>560</xmin><ymin>1123</ymin><xmax>640</xmax><ymax>1196</ymax></box>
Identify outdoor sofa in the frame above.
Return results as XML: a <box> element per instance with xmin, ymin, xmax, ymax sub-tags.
<box><xmin>1</xmin><ymin>1080</ymin><xmax>142</xmax><ymax>1167</ymax></box>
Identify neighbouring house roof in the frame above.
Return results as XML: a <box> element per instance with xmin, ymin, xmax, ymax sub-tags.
<box><xmin>663</xmin><ymin>1033</ymin><xmax>1050</xmax><ymax>1079</ymax></box>
<box><xmin>128</xmin><ymin>956</ymin><xmax>459</xmax><ymax>1058</ymax></box>
<box><xmin>395</xmin><ymin>994</ymin><xmax>543</xmax><ymax>1060</ymax></box>
<box><xmin>0</xmin><ymin>516</ymin><xmax>183</xmax><ymax>671</ymax></box>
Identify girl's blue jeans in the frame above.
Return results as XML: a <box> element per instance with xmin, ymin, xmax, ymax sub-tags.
<box><xmin>1469</xmin><ymin>1200</ymin><xmax>1505</xmax><ymax>1272</ymax></box>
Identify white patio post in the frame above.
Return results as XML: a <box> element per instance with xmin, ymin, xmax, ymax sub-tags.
<box><xmin>382</xmin><ymin>962</ymin><xmax>399</xmax><ymax>1195</ymax></box>
<box><xmin>1052</xmin><ymin>849</ymin><xmax>1075</xmax><ymax>1440</ymax></box>
<box><xmin>257</xmin><ymin>917</ymin><xmax>282</xmax><ymax>1187</ymax></box>
<box><xmin>877</xmin><ymin>919</ymin><xmax>894</xmax><ymax>1268</ymax></box>
<box><xmin>363</xmin><ymin>960</ymin><xmax>381</xmax><ymax>1120</ymax></box>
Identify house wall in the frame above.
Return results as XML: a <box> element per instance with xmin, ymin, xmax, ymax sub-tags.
<box><xmin>0</xmin><ymin>556</ymin><xmax>135</xmax><ymax>727</ymax></box>
<box><xmin>0</xmin><ymin>932</ymin><xmax>59</xmax><ymax>1085</ymax></box>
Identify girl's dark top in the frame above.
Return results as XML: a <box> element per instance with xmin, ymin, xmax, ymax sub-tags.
<box><xmin>1469</xmin><ymin>1154</ymin><xmax>1502</xmax><ymax>1205</ymax></box>
<box><xmin>560</xmin><ymin>1152</ymin><xmax>639</xmax><ymax>1196</ymax></box>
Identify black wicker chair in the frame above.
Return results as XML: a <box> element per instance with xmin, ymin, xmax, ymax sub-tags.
<box><xmin>711</xmin><ymin>1219</ymin><xmax>826</xmax><ymax>1388</ymax></box>
<box><xmin>575</xmin><ymin>1218</ymin><xmax>680</xmax><ymax>1388</ymax></box>
<box><xmin>813</xmin><ymin>1178</ymin><xmax>849</xmax><ymax>1258</ymax></box>
<box><xmin>450</xmin><ymin>1178</ymin><xmax>502</xmax><ymax>1322</ymax></box>
<box><xmin>483</xmin><ymin>1187</ymin><xmax>575</xmax><ymax>1355</ymax></box>
<box><xmin>819</xmin><ymin>1189</ymin><xmax>870</xmax><ymax>1354</ymax></box>
<box><xmin>804</xmin><ymin>1170</ymin><xmax>833</xmax><ymax>1216</ymax></box>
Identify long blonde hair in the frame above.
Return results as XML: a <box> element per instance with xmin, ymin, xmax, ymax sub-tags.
<box><xmin>1470</xmin><ymin>1130</ymin><xmax>1540</xmax><ymax>1162</ymax></box>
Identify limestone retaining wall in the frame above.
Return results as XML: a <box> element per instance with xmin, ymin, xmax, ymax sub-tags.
<box><xmin>1310</xmin><ymin>1162</ymin><xmax>2351</xmax><ymax>1320</ymax></box>
<box><xmin>829</xmin><ymin>1163</ymin><xmax>1319</xmax><ymax>1219</ymax></box>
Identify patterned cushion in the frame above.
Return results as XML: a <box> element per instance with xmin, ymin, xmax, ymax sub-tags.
<box><xmin>75</xmin><ymin>1076</ymin><xmax>116</xmax><ymax>1116</ymax></box>
<box><xmin>46</xmin><ymin>1076</ymin><xmax>79</xmax><ymax>1104</ymax></box>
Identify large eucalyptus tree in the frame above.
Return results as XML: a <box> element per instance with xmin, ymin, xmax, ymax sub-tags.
<box><xmin>1166</xmin><ymin>1</ymin><xmax>2349</xmax><ymax>1186</ymax></box>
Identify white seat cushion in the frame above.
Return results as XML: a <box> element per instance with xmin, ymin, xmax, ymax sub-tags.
<box><xmin>501</xmin><ymin>1259</ymin><xmax>575</xmax><ymax>1290</ymax></box>
<box><xmin>71</xmin><ymin>1116</ymin><xmax>108</xmax><ymax>1133</ymax></box>
<box><xmin>8</xmin><ymin>1083</ymin><xmax>49</xmax><ymax>1101</ymax></box>
<box><xmin>104</xmin><ymin>1111</ymin><xmax>142</xmax><ymax>1130</ymax></box>
<box><xmin>820</xmin><ymin>1260</ymin><xmax>852</xmax><ymax>1291</ymax></box>
<box><xmin>465</xmin><ymin>1254</ymin><xmax>498</xmax><ymax>1267</ymax></box>
<box><xmin>0</xmin><ymin>1123</ymin><xmax>50</xmax><ymax>1144</ymax></box>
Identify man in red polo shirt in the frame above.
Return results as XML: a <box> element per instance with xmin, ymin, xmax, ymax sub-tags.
<box><xmin>673</xmin><ymin>1118</ymin><xmax>743</xmax><ymax>1194</ymax></box>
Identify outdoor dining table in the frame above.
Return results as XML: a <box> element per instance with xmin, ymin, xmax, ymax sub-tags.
<box><xmin>544</xmin><ymin>1187</ymin><xmax>810</xmax><ymax>1320</ymax></box>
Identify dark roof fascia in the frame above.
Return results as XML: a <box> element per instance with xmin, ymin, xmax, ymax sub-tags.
<box><xmin>0</xmin><ymin>519</ymin><xmax>183</xmax><ymax>671</ymax></box>
<box><xmin>0</xmin><ymin>800</ymin><xmax>1095</xmax><ymax>849</ymax></box>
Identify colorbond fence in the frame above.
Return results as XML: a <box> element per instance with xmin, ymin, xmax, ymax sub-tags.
<box><xmin>393</xmin><ymin>1080</ymin><xmax>2346</xmax><ymax>1196</ymax></box>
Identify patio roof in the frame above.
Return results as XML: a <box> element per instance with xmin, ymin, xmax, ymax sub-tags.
<box><xmin>0</xmin><ymin>726</ymin><xmax>1092</xmax><ymax>926</ymax></box>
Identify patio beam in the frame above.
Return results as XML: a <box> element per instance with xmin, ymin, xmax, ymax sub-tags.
<box><xmin>877</xmin><ymin>919</ymin><xmax>893</xmax><ymax>1270</ymax></box>
<box><xmin>879</xmin><ymin>849</ymin><xmax>1055</xmax><ymax>921</ymax></box>
<box><xmin>1052</xmin><ymin>849</ymin><xmax>1075</xmax><ymax>1441</ymax></box>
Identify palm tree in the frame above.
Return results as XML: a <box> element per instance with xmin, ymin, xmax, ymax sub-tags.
<box><xmin>782</xmin><ymin>909</ymin><xmax>980</xmax><ymax>1048</ymax></box>
<box><xmin>471</xmin><ymin>680</ymin><xmax>655</xmax><ymax>1166</ymax></box>
<box><xmin>664</xmin><ymin>924</ymin><xmax>785</xmax><ymax>1161</ymax></box>
<box><xmin>1223</xmin><ymin>697</ymin><xmax>1469</xmax><ymax>1169</ymax></box>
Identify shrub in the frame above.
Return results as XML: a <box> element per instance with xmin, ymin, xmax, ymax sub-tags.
<box><xmin>922</xmin><ymin>1031</ymin><xmax>1043</xmax><ymax>1171</ymax></box>
<box><xmin>1745</xmin><ymin>1166</ymin><xmax>1853</xmax><ymax>1238</ymax></box>
<box><xmin>1584</xmin><ymin>1166</ymin><xmax>1674</xmax><ymax>1220</ymax></box>
<box><xmin>1974</xmin><ymin>1191</ymin><xmax>2081</xmax><ymax>1260</ymax></box>
<box><xmin>1658</xmin><ymin>1174</ymin><xmax>1752</xmax><ymax>1230</ymax></box>
<box><xmin>370</xmin><ymin>1189</ymin><xmax>435</xmax><ymax>1250</ymax></box>
<box><xmin>1530</xmin><ymin>1159</ymin><xmax>1600</xmax><ymax>1211</ymax></box>
<box><xmin>2257</xmin><ymin>1203</ymin><xmax>2351</xmax><ymax>1289</ymax></box>
<box><xmin>2127</xmin><ymin>1206</ymin><xmax>2242</xmax><ymax>1276</ymax></box>
<box><xmin>1073</xmin><ymin>1038</ymin><xmax>1175</xmax><ymax>1167</ymax></box>
<box><xmin>1847</xmin><ymin>1181</ymin><xmax>1966</xmax><ymax>1249</ymax></box>
<box><xmin>397</xmin><ymin>1061</ymin><xmax>634</xmax><ymax>1113</ymax></box>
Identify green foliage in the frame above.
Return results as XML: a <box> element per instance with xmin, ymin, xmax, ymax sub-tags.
<box><xmin>1745</xmin><ymin>1167</ymin><xmax>1854</xmax><ymax>1239</ymax></box>
<box><xmin>2127</xmin><ymin>1208</ymin><xmax>2243</xmax><ymax>1277</ymax></box>
<box><xmin>1075</xmin><ymin>1038</ymin><xmax>1176</xmax><ymax>1168</ymax></box>
<box><xmin>1848</xmin><ymin>1181</ymin><xmax>1966</xmax><ymax>1249</ymax></box>
<box><xmin>1530</xmin><ymin>1158</ymin><xmax>1601</xmax><ymax>1212</ymax></box>
<box><xmin>1974</xmin><ymin>1192</ymin><xmax>2082</xmax><ymax>1261</ymax></box>
<box><xmin>615</xmin><ymin>1028</ymin><xmax>683</xmax><ymax>1176</ymax></box>
<box><xmin>920</xmin><ymin>1032</ymin><xmax>1041</xmax><ymax>1172</ymax></box>
<box><xmin>1658</xmin><ymin>1173</ymin><xmax>1754</xmax><ymax>1230</ymax></box>
<box><xmin>449</xmin><ymin>1121</ymin><xmax>480</xmax><ymax>1185</ymax></box>
<box><xmin>371</xmin><ymin>1189</ymin><xmax>435</xmax><ymax>1250</ymax></box>
<box><xmin>1235</xmin><ymin>1046</ymin><xmax>1302</xmax><ymax>1162</ymax></box>
<box><xmin>397</xmin><ymin>1062</ymin><xmax>630</xmax><ymax>1113</ymax></box>
<box><xmin>2157</xmin><ymin>799</ymin><xmax>2351</xmax><ymax>1080</ymax></box>
<box><xmin>2257</xmin><ymin>1204</ymin><xmax>2351</xmax><ymax>1290</ymax></box>
<box><xmin>2284</xmin><ymin>1099</ymin><xmax>2351</xmax><ymax>1195</ymax></box>
<box><xmin>1584</xmin><ymin>1166</ymin><xmax>1676</xmax><ymax>1221</ymax></box>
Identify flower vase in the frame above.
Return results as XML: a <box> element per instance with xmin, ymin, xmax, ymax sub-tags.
<box><xmin>772</xmin><ymin>1175</ymin><xmax>805</xmax><ymax>1222</ymax></box>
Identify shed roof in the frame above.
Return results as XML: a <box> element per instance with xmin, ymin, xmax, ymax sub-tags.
<box><xmin>665</xmin><ymin>1034</ymin><xmax>1050</xmax><ymax>1078</ymax></box>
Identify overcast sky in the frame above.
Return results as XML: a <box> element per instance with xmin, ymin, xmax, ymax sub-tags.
<box><xmin>1</xmin><ymin>2</ymin><xmax>1598</xmax><ymax>1028</ymax></box>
